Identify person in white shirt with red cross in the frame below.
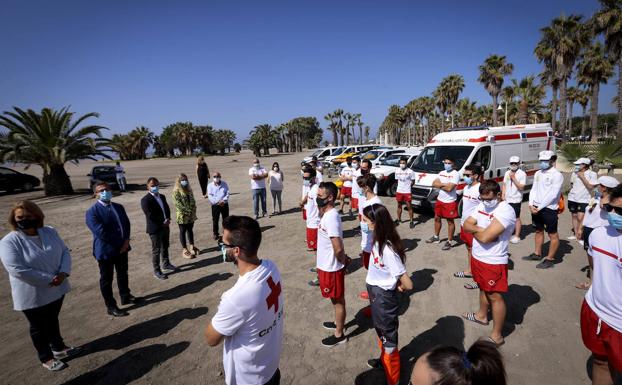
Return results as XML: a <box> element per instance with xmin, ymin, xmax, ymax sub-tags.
<box><xmin>462</xmin><ymin>180</ymin><xmax>516</xmax><ymax>347</ymax></box>
<box><xmin>581</xmin><ymin>184</ymin><xmax>622</xmax><ymax>385</ymax></box>
<box><xmin>339</xmin><ymin>157</ymin><xmax>356</xmax><ymax>216</ymax></box>
<box><xmin>394</xmin><ymin>156</ymin><xmax>417</xmax><ymax>228</ymax></box>
<box><xmin>427</xmin><ymin>157</ymin><xmax>461</xmax><ymax>251</ymax></box>
<box><xmin>501</xmin><ymin>156</ymin><xmax>527</xmax><ymax>244</ymax></box>
<box><xmin>206</xmin><ymin>216</ymin><xmax>283</xmax><ymax>385</ymax></box>
<box><xmin>454</xmin><ymin>164</ymin><xmax>482</xmax><ymax>289</ymax></box>
<box><xmin>300</xmin><ymin>167</ymin><xmax>320</xmax><ymax>252</ymax></box>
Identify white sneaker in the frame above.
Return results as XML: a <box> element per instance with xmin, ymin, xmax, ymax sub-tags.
<box><xmin>510</xmin><ymin>236</ymin><xmax>520</xmax><ymax>244</ymax></box>
<box><xmin>567</xmin><ymin>235</ymin><xmax>576</xmax><ymax>240</ymax></box>
<box><xmin>578</xmin><ymin>240</ymin><xmax>585</xmax><ymax>246</ymax></box>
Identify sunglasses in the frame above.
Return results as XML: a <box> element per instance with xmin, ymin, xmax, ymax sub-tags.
<box><xmin>510</xmin><ymin>162</ymin><xmax>519</xmax><ymax>166</ymax></box>
<box><xmin>463</xmin><ymin>173</ymin><xmax>472</xmax><ymax>177</ymax></box>
<box><xmin>603</xmin><ymin>204</ymin><xmax>622</xmax><ymax>216</ymax></box>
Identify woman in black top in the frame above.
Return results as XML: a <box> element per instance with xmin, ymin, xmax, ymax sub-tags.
<box><xmin>196</xmin><ymin>156</ymin><xmax>210</xmax><ymax>198</ymax></box>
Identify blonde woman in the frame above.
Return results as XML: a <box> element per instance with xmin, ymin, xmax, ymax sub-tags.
<box><xmin>196</xmin><ymin>156</ymin><xmax>210</xmax><ymax>198</ymax></box>
<box><xmin>172</xmin><ymin>173</ymin><xmax>198</xmax><ymax>258</ymax></box>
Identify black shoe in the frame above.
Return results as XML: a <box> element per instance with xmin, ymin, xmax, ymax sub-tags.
<box><xmin>522</xmin><ymin>253</ymin><xmax>543</xmax><ymax>261</ymax></box>
<box><xmin>394</xmin><ymin>219</ymin><xmax>400</xmax><ymax>226</ymax></box>
<box><xmin>322</xmin><ymin>321</ymin><xmax>336</xmax><ymax>330</ymax></box>
<box><xmin>107</xmin><ymin>307</ymin><xmax>129</xmax><ymax>317</ymax></box>
<box><xmin>154</xmin><ymin>271</ymin><xmax>168</xmax><ymax>280</ymax></box>
<box><xmin>162</xmin><ymin>264</ymin><xmax>178</xmax><ymax>272</ymax></box>
<box><xmin>536</xmin><ymin>259</ymin><xmax>556</xmax><ymax>269</ymax></box>
<box><xmin>120</xmin><ymin>295</ymin><xmax>142</xmax><ymax>306</ymax></box>
<box><xmin>309</xmin><ymin>267</ymin><xmax>318</xmax><ymax>273</ymax></box>
<box><xmin>410</xmin><ymin>221</ymin><xmax>416</xmax><ymax>229</ymax></box>
<box><xmin>367</xmin><ymin>358</ymin><xmax>382</xmax><ymax>369</ymax></box>
<box><xmin>308</xmin><ymin>278</ymin><xmax>320</xmax><ymax>286</ymax></box>
<box><xmin>322</xmin><ymin>334</ymin><xmax>347</xmax><ymax>347</ymax></box>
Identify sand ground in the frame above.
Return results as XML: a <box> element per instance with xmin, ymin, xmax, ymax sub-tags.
<box><xmin>0</xmin><ymin>150</ymin><xmax>616</xmax><ymax>385</ymax></box>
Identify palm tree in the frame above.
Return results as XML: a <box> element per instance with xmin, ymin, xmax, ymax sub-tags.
<box><xmin>0</xmin><ymin>107</ymin><xmax>109</xmax><ymax>195</ymax></box>
<box><xmin>128</xmin><ymin>126</ymin><xmax>154</xmax><ymax>159</ymax></box>
<box><xmin>576</xmin><ymin>87</ymin><xmax>590</xmax><ymax>137</ymax></box>
<box><xmin>438</xmin><ymin>74</ymin><xmax>465</xmax><ymax>128</ymax></box>
<box><xmin>249</xmin><ymin>124</ymin><xmax>276</xmax><ymax>156</ymax></box>
<box><xmin>500</xmin><ymin>86</ymin><xmax>516</xmax><ymax>125</ymax></box>
<box><xmin>333</xmin><ymin>109</ymin><xmax>345</xmax><ymax>146</ymax></box>
<box><xmin>593</xmin><ymin>0</ymin><xmax>622</xmax><ymax>137</ymax></box>
<box><xmin>478</xmin><ymin>55</ymin><xmax>514</xmax><ymax>126</ymax></box>
<box><xmin>512</xmin><ymin>76</ymin><xmax>546</xmax><ymax>124</ymax></box>
<box><xmin>323</xmin><ymin>112</ymin><xmax>338</xmax><ymax>147</ymax></box>
<box><xmin>577</xmin><ymin>41</ymin><xmax>614</xmax><ymax>139</ymax></box>
<box><xmin>566</xmin><ymin>86</ymin><xmax>579</xmax><ymax>134</ymax></box>
<box><xmin>538</xmin><ymin>67</ymin><xmax>559</xmax><ymax>130</ymax></box>
<box><xmin>456</xmin><ymin>98</ymin><xmax>478</xmax><ymax>127</ymax></box>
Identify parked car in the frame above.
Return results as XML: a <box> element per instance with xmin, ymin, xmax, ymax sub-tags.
<box><xmin>0</xmin><ymin>166</ymin><xmax>40</xmax><ymax>193</ymax></box>
<box><xmin>301</xmin><ymin>147</ymin><xmax>340</xmax><ymax>165</ymax></box>
<box><xmin>370</xmin><ymin>150</ymin><xmax>421</xmax><ymax>196</ymax></box>
<box><xmin>362</xmin><ymin>148</ymin><xmax>408</xmax><ymax>167</ymax></box>
<box><xmin>88</xmin><ymin>166</ymin><xmax>118</xmax><ymax>192</ymax></box>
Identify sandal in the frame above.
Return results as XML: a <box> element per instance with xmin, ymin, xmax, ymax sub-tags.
<box><xmin>182</xmin><ymin>249</ymin><xmax>193</xmax><ymax>259</ymax></box>
<box><xmin>464</xmin><ymin>282</ymin><xmax>479</xmax><ymax>290</ymax></box>
<box><xmin>482</xmin><ymin>336</ymin><xmax>505</xmax><ymax>347</ymax></box>
<box><xmin>575</xmin><ymin>281</ymin><xmax>591</xmax><ymax>290</ymax></box>
<box><xmin>52</xmin><ymin>346</ymin><xmax>78</xmax><ymax>359</ymax></box>
<box><xmin>462</xmin><ymin>312</ymin><xmax>489</xmax><ymax>326</ymax></box>
<box><xmin>42</xmin><ymin>359</ymin><xmax>67</xmax><ymax>371</ymax></box>
<box><xmin>453</xmin><ymin>271</ymin><xmax>472</xmax><ymax>278</ymax></box>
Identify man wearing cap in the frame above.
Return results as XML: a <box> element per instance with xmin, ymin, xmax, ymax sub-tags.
<box><xmin>568</xmin><ymin>158</ymin><xmax>598</xmax><ymax>246</ymax></box>
<box><xmin>502</xmin><ymin>156</ymin><xmax>527</xmax><ymax>244</ymax></box>
<box><xmin>523</xmin><ymin>151</ymin><xmax>564</xmax><ymax>269</ymax></box>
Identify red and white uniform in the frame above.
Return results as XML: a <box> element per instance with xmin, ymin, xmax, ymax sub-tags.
<box><xmin>395</xmin><ymin>167</ymin><xmax>415</xmax><ymax>202</ymax></box>
<box><xmin>351</xmin><ymin>169</ymin><xmax>362</xmax><ymax>209</ymax></box>
<box><xmin>301</xmin><ymin>184</ymin><xmax>310</xmax><ymax>220</ymax></box>
<box><xmin>361</xmin><ymin>195</ymin><xmax>383</xmax><ymax>252</ymax></box>
<box><xmin>340</xmin><ymin>166</ymin><xmax>355</xmax><ymax>196</ymax></box>
<box><xmin>305</xmin><ymin>184</ymin><xmax>320</xmax><ymax>249</ymax></box>
<box><xmin>317</xmin><ymin>207</ymin><xmax>345</xmax><ymax>298</ymax></box>
<box><xmin>211</xmin><ymin>260</ymin><xmax>283</xmax><ymax>385</ymax></box>
<box><xmin>366</xmin><ymin>242</ymin><xmax>406</xmax><ymax>291</ymax></box>
<box><xmin>436</xmin><ymin>170</ymin><xmax>460</xmax><ymax>203</ymax></box>
<box><xmin>460</xmin><ymin>183</ymin><xmax>480</xmax><ymax>247</ymax></box>
<box><xmin>503</xmin><ymin>169</ymin><xmax>527</xmax><ymax>204</ymax></box>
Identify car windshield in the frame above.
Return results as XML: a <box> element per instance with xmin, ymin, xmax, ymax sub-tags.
<box><xmin>380</xmin><ymin>154</ymin><xmax>405</xmax><ymax>167</ymax></box>
<box><xmin>410</xmin><ymin>145</ymin><xmax>474</xmax><ymax>173</ymax></box>
<box><xmin>310</xmin><ymin>149</ymin><xmax>323</xmax><ymax>157</ymax></box>
<box><xmin>331</xmin><ymin>147</ymin><xmax>346</xmax><ymax>156</ymax></box>
<box><xmin>93</xmin><ymin>167</ymin><xmax>114</xmax><ymax>174</ymax></box>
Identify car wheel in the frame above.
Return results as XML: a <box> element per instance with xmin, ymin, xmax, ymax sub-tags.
<box><xmin>22</xmin><ymin>182</ymin><xmax>34</xmax><ymax>191</ymax></box>
<box><xmin>388</xmin><ymin>182</ymin><xmax>397</xmax><ymax>197</ymax></box>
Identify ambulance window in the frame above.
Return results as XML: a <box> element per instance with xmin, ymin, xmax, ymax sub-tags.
<box><xmin>472</xmin><ymin>146</ymin><xmax>491</xmax><ymax>170</ymax></box>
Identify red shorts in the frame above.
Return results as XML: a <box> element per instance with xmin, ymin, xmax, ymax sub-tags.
<box><xmin>361</xmin><ymin>251</ymin><xmax>370</xmax><ymax>270</ymax></box>
<box><xmin>302</xmin><ymin>208</ymin><xmax>307</xmax><ymax>220</ymax></box>
<box><xmin>434</xmin><ymin>200</ymin><xmax>458</xmax><ymax>219</ymax></box>
<box><xmin>352</xmin><ymin>197</ymin><xmax>359</xmax><ymax>209</ymax></box>
<box><xmin>460</xmin><ymin>226</ymin><xmax>473</xmax><ymax>248</ymax></box>
<box><xmin>581</xmin><ymin>300</ymin><xmax>622</xmax><ymax>372</ymax></box>
<box><xmin>318</xmin><ymin>268</ymin><xmax>345</xmax><ymax>299</ymax></box>
<box><xmin>341</xmin><ymin>187</ymin><xmax>352</xmax><ymax>197</ymax></box>
<box><xmin>396</xmin><ymin>193</ymin><xmax>411</xmax><ymax>203</ymax></box>
<box><xmin>470</xmin><ymin>257</ymin><xmax>508</xmax><ymax>293</ymax></box>
<box><xmin>306</xmin><ymin>227</ymin><xmax>318</xmax><ymax>250</ymax></box>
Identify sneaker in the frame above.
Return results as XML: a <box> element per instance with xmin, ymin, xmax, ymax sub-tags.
<box><xmin>578</xmin><ymin>240</ymin><xmax>585</xmax><ymax>246</ymax></box>
<box><xmin>367</xmin><ymin>358</ymin><xmax>382</xmax><ymax>369</ymax></box>
<box><xmin>510</xmin><ymin>236</ymin><xmax>520</xmax><ymax>244</ymax></box>
<box><xmin>441</xmin><ymin>241</ymin><xmax>452</xmax><ymax>251</ymax></box>
<box><xmin>409</xmin><ymin>221</ymin><xmax>416</xmax><ymax>229</ymax></box>
<box><xmin>42</xmin><ymin>359</ymin><xmax>67</xmax><ymax>371</ymax></box>
<box><xmin>322</xmin><ymin>321</ymin><xmax>336</xmax><ymax>330</ymax></box>
<box><xmin>522</xmin><ymin>253</ymin><xmax>543</xmax><ymax>261</ymax></box>
<box><xmin>321</xmin><ymin>334</ymin><xmax>347</xmax><ymax>347</ymax></box>
<box><xmin>52</xmin><ymin>346</ymin><xmax>79</xmax><ymax>360</ymax></box>
<box><xmin>162</xmin><ymin>264</ymin><xmax>178</xmax><ymax>273</ymax></box>
<box><xmin>567</xmin><ymin>235</ymin><xmax>576</xmax><ymax>240</ymax></box>
<box><xmin>394</xmin><ymin>219</ymin><xmax>400</xmax><ymax>226</ymax></box>
<box><xmin>154</xmin><ymin>271</ymin><xmax>168</xmax><ymax>280</ymax></box>
<box><xmin>309</xmin><ymin>267</ymin><xmax>318</xmax><ymax>273</ymax></box>
<box><xmin>426</xmin><ymin>235</ymin><xmax>440</xmax><ymax>244</ymax></box>
<box><xmin>536</xmin><ymin>259</ymin><xmax>556</xmax><ymax>269</ymax></box>
<box><xmin>308</xmin><ymin>278</ymin><xmax>320</xmax><ymax>286</ymax></box>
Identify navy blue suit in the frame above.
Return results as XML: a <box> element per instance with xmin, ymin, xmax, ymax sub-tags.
<box><xmin>86</xmin><ymin>201</ymin><xmax>133</xmax><ymax>310</ymax></box>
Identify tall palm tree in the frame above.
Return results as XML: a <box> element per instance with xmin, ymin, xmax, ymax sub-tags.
<box><xmin>333</xmin><ymin>109</ymin><xmax>345</xmax><ymax>146</ymax></box>
<box><xmin>478</xmin><ymin>55</ymin><xmax>514</xmax><ymax>126</ymax></box>
<box><xmin>575</xmin><ymin>87</ymin><xmax>591</xmax><ymax>137</ymax></box>
<box><xmin>323</xmin><ymin>112</ymin><xmax>338</xmax><ymax>146</ymax></box>
<box><xmin>0</xmin><ymin>107</ymin><xmax>109</xmax><ymax>195</ymax></box>
<box><xmin>501</xmin><ymin>86</ymin><xmax>515</xmax><ymax>125</ymax></box>
<box><xmin>128</xmin><ymin>126</ymin><xmax>154</xmax><ymax>159</ymax></box>
<box><xmin>512</xmin><ymin>76</ymin><xmax>546</xmax><ymax>124</ymax></box>
<box><xmin>433</xmin><ymin>84</ymin><xmax>448</xmax><ymax>133</ymax></box>
<box><xmin>578</xmin><ymin>41</ymin><xmax>615</xmax><ymax>139</ymax></box>
<box><xmin>439</xmin><ymin>74</ymin><xmax>465</xmax><ymax>128</ymax></box>
<box><xmin>455</xmin><ymin>98</ymin><xmax>478</xmax><ymax>127</ymax></box>
<box><xmin>538</xmin><ymin>67</ymin><xmax>559</xmax><ymax>130</ymax></box>
<box><xmin>593</xmin><ymin>0</ymin><xmax>622</xmax><ymax>137</ymax></box>
<box><xmin>566</xmin><ymin>86</ymin><xmax>579</xmax><ymax>134</ymax></box>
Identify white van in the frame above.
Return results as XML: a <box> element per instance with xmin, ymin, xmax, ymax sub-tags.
<box><xmin>410</xmin><ymin>123</ymin><xmax>555</xmax><ymax>208</ymax></box>
<box><xmin>302</xmin><ymin>147</ymin><xmax>340</xmax><ymax>165</ymax></box>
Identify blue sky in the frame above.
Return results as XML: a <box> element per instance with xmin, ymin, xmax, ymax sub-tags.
<box><xmin>0</xmin><ymin>0</ymin><xmax>613</xmax><ymax>141</ymax></box>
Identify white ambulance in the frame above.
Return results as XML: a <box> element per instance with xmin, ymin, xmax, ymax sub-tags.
<box><xmin>410</xmin><ymin>123</ymin><xmax>555</xmax><ymax>208</ymax></box>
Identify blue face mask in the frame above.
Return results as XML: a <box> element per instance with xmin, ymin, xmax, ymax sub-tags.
<box><xmin>444</xmin><ymin>163</ymin><xmax>453</xmax><ymax>172</ymax></box>
<box><xmin>99</xmin><ymin>190</ymin><xmax>112</xmax><ymax>202</ymax></box>
<box><xmin>180</xmin><ymin>180</ymin><xmax>188</xmax><ymax>187</ymax></box>
<box><xmin>150</xmin><ymin>186</ymin><xmax>159</xmax><ymax>194</ymax></box>
<box><xmin>221</xmin><ymin>245</ymin><xmax>227</xmax><ymax>262</ymax></box>
<box><xmin>595</xmin><ymin>189</ymin><xmax>602</xmax><ymax>199</ymax></box>
<box><xmin>303</xmin><ymin>180</ymin><xmax>311</xmax><ymax>187</ymax></box>
<box><xmin>463</xmin><ymin>176</ymin><xmax>472</xmax><ymax>185</ymax></box>
<box><xmin>361</xmin><ymin>222</ymin><xmax>370</xmax><ymax>233</ymax></box>
<box><xmin>607</xmin><ymin>212</ymin><xmax>622</xmax><ymax>229</ymax></box>
<box><xmin>539</xmin><ymin>161</ymin><xmax>551</xmax><ymax>170</ymax></box>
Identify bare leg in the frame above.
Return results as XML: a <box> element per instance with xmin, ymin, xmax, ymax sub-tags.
<box><xmin>406</xmin><ymin>201</ymin><xmax>414</xmax><ymax>222</ymax></box>
<box><xmin>591</xmin><ymin>357</ymin><xmax>614</xmax><ymax>385</ymax></box>
<box><xmin>571</xmin><ymin>213</ymin><xmax>579</xmax><ymax>237</ymax></box>
<box><xmin>486</xmin><ymin>292</ymin><xmax>506</xmax><ymax>343</ymax></box>
<box><xmin>397</xmin><ymin>202</ymin><xmax>402</xmax><ymax>222</ymax></box>
<box><xmin>434</xmin><ymin>215</ymin><xmax>442</xmax><ymax>237</ymax></box>
<box><xmin>535</xmin><ymin>230</ymin><xmax>544</xmax><ymax>256</ymax></box>
<box><xmin>514</xmin><ymin>218</ymin><xmax>522</xmax><ymax>238</ymax></box>
<box><xmin>473</xmin><ymin>290</ymin><xmax>489</xmax><ymax>323</ymax></box>
<box><xmin>545</xmin><ymin>232</ymin><xmax>559</xmax><ymax>261</ymax></box>
<box><xmin>447</xmin><ymin>219</ymin><xmax>455</xmax><ymax>242</ymax></box>
<box><xmin>465</xmin><ymin>247</ymin><xmax>472</xmax><ymax>275</ymax></box>
<box><xmin>331</xmin><ymin>297</ymin><xmax>346</xmax><ymax>338</ymax></box>
<box><xmin>576</xmin><ymin>212</ymin><xmax>585</xmax><ymax>237</ymax></box>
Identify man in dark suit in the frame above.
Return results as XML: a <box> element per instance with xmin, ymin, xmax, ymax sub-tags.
<box><xmin>86</xmin><ymin>182</ymin><xmax>140</xmax><ymax>317</ymax></box>
<box><xmin>141</xmin><ymin>177</ymin><xmax>177</xmax><ymax>280</ymax></box>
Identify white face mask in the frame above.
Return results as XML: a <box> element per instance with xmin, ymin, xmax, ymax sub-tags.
<box><xmin>213</xmin><ymin>177</ymin><xmax>221</xmax><ymax>183</ymax></box>
<box><xmin>510</xmin><ymin>165</ymin><xmax>518</xmax><ymax>171</ymax></box>
<box><xmin>400</xmin><ymin>164</ymin><xmax>407</xmax><ymax>170</ymax></box>
<box><xmin>482</xmin><ymin>199</ymin><xmax>498</xmax><ymax>210</ymax></box>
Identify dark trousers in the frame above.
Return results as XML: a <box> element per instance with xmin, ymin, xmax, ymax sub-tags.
<box><xmin>264</xmin><ymin>368</ymin><xmax>281</xmax><ymax>385</ymax></box>
<box><xmin>211</xmin><ymin>203</ymin><xmax>230</xmax><ymax>236</ymax></box>
<box><xmin>198</xmin><ymin>175</ymin><xmax>208</xmax><ymax>196</ymax></box>
<box><xmin>98</xmin><ymin>252</ymin><xmax>131</xmax><ymax>310</ymax></box>
<box><xmin>22</xmin><ymin>296</ymin><xmax>66</xmax><ymax>362</ymax></box>
<box><xmin>178</xmin><ymin>222</ymin><xmax>195</xmax><ymax>248</ymax></box>
<box><xmin>149</xmin><ymin>226</ymin><xmax>170</xmax><ymax>272</ymax></box>
<box><xmin>367</xmin><ymin>284</ymin><xmax>399</xmax><ymax>349</ymax></box>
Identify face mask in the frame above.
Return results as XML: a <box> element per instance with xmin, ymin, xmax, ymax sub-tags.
<box><xmin>347</xmin><ymin>162</ymin><xmax>352</xmax><ymax>167</ymax></box>
<box><xmin>400</xmin><ymin>164</ymin><xmax>407</xmax><ymax>170</ymax></box>
<box><xmin>213</xmin><ymin>177</ymin><xmax>221</xmax><ymax>183</ymax></box>
<box><xmin>482</xmin><ymin>199</ymin><xmax>498</xmax><ymax>210</ymax></box>
<box><xmin>607</xmin><ymin>212</ymin><xmax>622</xmax><ymax>229</ymax></box>
<box><xmin>510</xmin><ymin>165</ymin><xmax>518</xmax><ymax>171</ymax></box>
<box><xmin>444</xmin><ymin>163</ymin><xmax>453</xmax><ymax>171</ymax></box>
<box><xmin>150</xmin><ymin>186</ymin><xmax>159</xmax><ymax>194</ymax></box>
<box><xmin>463</xmin><ymin>176</ymin><xmax>472</xmax><ymax>185</ymax></box>
<box><xmin>303</xmin><ymin>180</ymin><xmax>311</xmax><ymax>187</ymax></box>
<box><xmin>361</xmin><ymin>222</ymin><xmax>370</xmax><ymax>233</ymax></box>
<box><xmin>316</xmin><ymin>196</ymin><xmax>330</xmax><ymax>208</ymax></box>
<box><xmin>180</xmin><ymin>180</ymin><xmax>188</xmax><ymax>187</ymax></box>
<box><xmin>361</xmin><ymin>168</ymin><xmax>370</xmax><ymax>175</ymax></box>
<box><xmin>574</xmin><ymin>166</ymin><xmax>581</xmax><ymax>173</ymax></box>
<box><xmin>99</xmin><ymin>190</ymin><xmax>112</xmax><ymax>202</ymax></box>
<box><xmin>254</xmin><ymin>164</ymin><xmax>260</xmax><ymax>169</ymax></box>
<box><xmin>16</xmin><ymin>219</ymin><xmax>37</xmax><ymax>231</ymax></box>
<box><xmin>539</xmin><ymin>161</ymin><xmax>550</xmax><ymax>170</ymax></box>
<box><xmin>273</xmin><ymin>167</ymin><xmax>279</xmax><ymax>171</ymax></box>
<box><xmin>352</xmin><ymin>163</ymin><xmax>359</xmax><ymax>169</ymax></box>
<box><xmin>595</xmin><ymin>189</ymin><xmax>602</xmax><ymax>199</ymax></box>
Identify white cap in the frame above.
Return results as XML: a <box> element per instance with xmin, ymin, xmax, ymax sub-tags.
<box><xmin>573</xmin><ymin>157</ymin><xmax>591</xmax><ymax>165</ymax></box>
<box><xmin>598</xmin><ymin>176</ymin><xmax>620</xmax><ymax>189</ymax></box>
<box><xmin>538</xmin><ymin>150</ymin><xmax>555</xmax><ymax>161</ymax></box>
<box><xmin>509</xmin><ymin>156</ymin><xmax>520</xmax><ymax>163</ymax></box>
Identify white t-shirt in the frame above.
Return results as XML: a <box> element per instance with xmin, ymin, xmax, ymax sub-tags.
<box><xmin>461</xmin><ymin>183</ymin><xmax>480</xmax><ymax>225</ymax></box>
<box><xmin>351</xmin><ymin>169</ymin><xmax>362</xmax><ymax>200</ymax></box>
<box><xmin>361</xmin><ymin>196</ymin><xmax>382</xmax><ymax>252</ymax></box>
<box><xmin>470</xmin><ymin>201</ymin><xmax>516</xmax><ymax>265</ymax></box>
<box><xmin>358</xmin><ymin>184</ymin><xmax>379</xmax><ymax>216</ymax></box>
<box><xmin>114</xmin><ymin>165</ymin><xmax>124</xmax><ymax>177</ymax></box>
<box><xmin>317</xmin><ymin>207</ymin><xmax>344</xmax><ymax>272</ymax></box>
<box><xmin>249</xmin><ymin>167</ymin><xmax>268</xmax><ymax>190</ymax></box>
<box><xmin>503</xmin><ymin>169</ymin><xmax>527</xmax><ymax>204</ymax></box>
<box><xmin>211</xmin><ymin>260</ymin><xmax>284</xmax><ymax>385</ymax></box>
<box><xmin>582</xmin><ymin>199</ymin><xmax>610</xmax><ymax>229</ymax></box>
<box><xmin>268</xmin><ymin>170</ymin><xmax>283</xmax><ymax>191</ymax></box>
<box><xmin>568</xmin><ymin>170</ymin><xmax>598</xmax><ymax>204</ymax></box>
<box><xmin>305</xmin><ymin>184</ymin><xmax>320</xmax><ymax>229</ymax></box>
<box><xmin>315</xmin><ymin>169</ymin><xmax>323</xmax><ymax>184</ymax></box>
<box><xmin>395</xmin><ymin>168</ymin><xmax>416</xmax><ymax>194</ymax></box>
<box><xmin>366</xmin><ymin>242</ymin><xmax>407</xmax><ymax>291</ymax></box>
<box><xmin>436</xmin><ymin>170</ymin><xmax>460</xmax><ymax>203</ymax></box>
<box><xmin>529</xmin><ymin>168</ymin><xmax>564</xmax><ymax>210</ymax></box>
<box><xmin>340</xmin><ymin>166</ymin><xmax>355</xmax><ymax>188</ymax></box>
<box><xmin>586</xmin><ymin>226</ymin><xmax>622</xmax><ymax>333</ymax></box>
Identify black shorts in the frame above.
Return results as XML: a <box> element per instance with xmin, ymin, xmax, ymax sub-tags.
<box><xmin>531</xmin><ymin>207</ymin><xmax>559</xmax><ymax>234</ymax></box>
<box><xmin>367</xmin><ymin>284</ymin><xmax>399</xmax><ymax>349</ymax></box>
<box><xmin>583</xmin><ymin>226</ymin><xmax>594</xmax><ymax>251</ymax></box>
<box><xmin>568</xmin><ymin>200</ymin><xmax>588</xmax><ymax>214</ymax></box>
<box><xmin>509</xmin><ymin>202</ymin><xmax>521</xmax><ymax>218</ymax></box>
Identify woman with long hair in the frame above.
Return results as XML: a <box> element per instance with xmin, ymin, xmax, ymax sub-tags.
<box><xmin>196</xmin><ymin>156</ymin><xmax>210</xmax><ymax>198</ymax></box>
<box><xmin>361</xmin><ymin>203</ymin><xmax>413</xmax><ymax>385</ymax></box>
<box><xmin>268</xmin><ymin>161</ymin><xmax>284</xmax><ymax>215</ymax></box>
<box><xmin>172</xmin><ymin>173</ymin><xmax>198</xmax><ymax>259</ymax></box>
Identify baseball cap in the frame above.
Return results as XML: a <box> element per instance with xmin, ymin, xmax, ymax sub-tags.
<box><xmin>538</xmin><ymin>150</ymin><xmax>555</xmax><ymax>161</ymax></box>
<box><xmin>573</xmin><ymin>157</ymin><xmax>591</xmax><ymax>165</ymax></box>
<box><xmin>509</xmin><ymin>156</ymin><xmax>520</xmax><ymax>163</ymax></box>
<box><xmin>598</xmin><ymin>176</ymin><xmax>620</xmax><ymax>189</ymax></box>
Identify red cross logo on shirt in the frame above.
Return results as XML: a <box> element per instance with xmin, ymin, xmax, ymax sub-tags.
<box><xmin>372</xmin><ymin>252</ymin><xmax>384</xmax><ymax>267</ymax></box>
<box><xmin>266</xmin><ymin>276</ymin><xmax>281</xmax><ymax>314</ymax></box>
<box><xmin>417</xmin><ymin>172</ymin><xmax>427</xmax><ymax>182</ymax></box>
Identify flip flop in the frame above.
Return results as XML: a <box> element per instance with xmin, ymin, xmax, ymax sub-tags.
<box><xmin>462</xmin><ymin>312</ymin><xmax>489</xmax><ymax>326</ymax></box>
<box><xmin>575</xmin><ymin>281</ymin><xmax>591</xmax><ymax>290</ymax></box>
<box><xmin>482</xmin><ymin>336</ymin><xmax>505</xmax><ymax>347</ymax></box>
<box><xmin>464</xmin><ymin>282</ymin><xmax>479</xmax><ymax>290</ymax></box>
<box><xmin>453</xmin><ymin>271</ymin><xmax>472</xmax><ymax>278</ymax></box>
